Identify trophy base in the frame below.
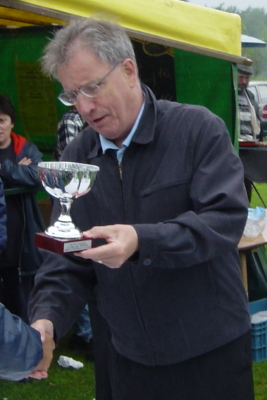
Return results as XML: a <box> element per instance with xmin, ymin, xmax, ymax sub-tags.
<box><xmin>35</xmin><ymin>232</ymin><xmax>92</xmax><ymax>254</ymax></box>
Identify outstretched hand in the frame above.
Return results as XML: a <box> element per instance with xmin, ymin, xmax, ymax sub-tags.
<box><xmin>74</xmin><ymin>224</ymin><xmax>139</xmax><ymax>269</ymax></box>
<box><xmin>29</xmin><ymin>319</ymin><xmax>55</xmax><ymax>379</ymax></box>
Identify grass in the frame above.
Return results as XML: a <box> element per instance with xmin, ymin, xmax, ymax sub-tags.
<box><xmin>251</xmin><ymin>183</ymin><xmax>267</xmax><ymax>208</ymax></box>
<box><xmin>1</xmin><ymin>184</ymin><xmax>267</xmax><ymax>399</ymax></box>
<box><xmin>254</xmin><ymin>361</ymin><xmax>267</xmax><ymax>400</ymax></box>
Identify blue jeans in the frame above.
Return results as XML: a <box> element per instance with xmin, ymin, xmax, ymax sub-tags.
<box><xmin>72</xmin><ymin>304</ymin><xmax>93</xmax><ymax>342</ymax></box>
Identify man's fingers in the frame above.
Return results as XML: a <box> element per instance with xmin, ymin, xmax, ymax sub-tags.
<box><xmin>29</xmin><ymin>370</ymin><xmax>48</xmax><ymax>380</ymax></box>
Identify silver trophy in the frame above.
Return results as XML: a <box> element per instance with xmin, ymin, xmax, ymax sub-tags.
<box><xmin>36</xmin><ymin>161</ymin><xmax>99</xmax><ymax>253</ymax></box>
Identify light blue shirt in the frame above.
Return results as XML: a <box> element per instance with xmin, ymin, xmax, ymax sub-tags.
<box><xmin>99</xmin><ymin>101</ymin><xmax>145</xmax><ymax>162</ymax></box>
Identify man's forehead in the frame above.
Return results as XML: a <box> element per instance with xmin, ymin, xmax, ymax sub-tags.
<box><xmin>57</xmin><ymin>51</ymin><xmax>105</xmax><ymax>86</ymax></box>
<box><xmin>238</xmin><ymin>72</ymin><xmax>250</xmax><ymax>78</ymax></box>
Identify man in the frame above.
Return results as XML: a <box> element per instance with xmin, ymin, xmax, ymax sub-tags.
<box><xmin>29</xmin><ymin>17</ymin><xmax>253</xmax><ymax>400</ymax></box>
<box><xmin>237</xmin><ymin>63</ymin><xmax>262</xmax><ymax>142</ymax></box>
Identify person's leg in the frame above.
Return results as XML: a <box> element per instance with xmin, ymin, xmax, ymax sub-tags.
<box><xmin>110</xmin><ymin>331</ymin><xmax>254</xmax><ymax>400</ymax></box>
<box><xmin>68</xmin><ymin>303</ymin><xmax>94</xmax><ymax>360</ymax></box>
<box><xmin>72</xmin><ymin>303</ymin><xmax>93</xmax><ymax>342</ymax></box>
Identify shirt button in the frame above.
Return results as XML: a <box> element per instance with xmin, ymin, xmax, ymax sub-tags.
<box><xmin>143</xmin><ymin>258</ymin><xmax>152</xmax><ymax>266</ymax></box>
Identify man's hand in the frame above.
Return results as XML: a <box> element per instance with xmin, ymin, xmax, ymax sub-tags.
<box><xmin>74</xmin><ymin>224</ymin><xmax>139</xmax><ymax>269</ymax></box>
<box><xmin>29</xmin><ymin>319</ymin><xmax>55</xmax><ymax>379</ymax></box>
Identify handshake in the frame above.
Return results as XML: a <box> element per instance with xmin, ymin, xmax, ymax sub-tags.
<box><xmin>0</xmin><ymin>303</ymin><xmax>54</xmax><ymax>381</ymax></box>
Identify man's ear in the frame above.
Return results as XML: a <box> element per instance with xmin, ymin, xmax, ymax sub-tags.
<box><xmin>121</xmin><ymin>58</ymin><xmax>138</xmax><ymax>85</ymax></box>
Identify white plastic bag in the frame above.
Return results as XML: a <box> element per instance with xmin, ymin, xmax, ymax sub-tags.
<box><xmin>57</xmin><ymin>355</ymin><xmax>84</xmax><ymax>369</ymax></box>
<box><xmin>243</xmin><ymin>207</ymin><xmax>266</xmax><ymax>238</ymax></box>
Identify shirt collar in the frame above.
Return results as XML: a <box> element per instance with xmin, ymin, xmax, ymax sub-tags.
<box><xmin>99</xmin><ymin>100</ymin><xmax>145</xmax><ymax>154</ymax></box>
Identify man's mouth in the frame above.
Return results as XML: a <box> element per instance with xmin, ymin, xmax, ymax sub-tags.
<box><xmin>91</xmin><ymin>116</ymin><xmax>107</xmax><ymax>126</ymax></box>
<box><xmin>94</xmin><ymin>116</ymin><xmax>105</xmax><ymax>122</ymax></box>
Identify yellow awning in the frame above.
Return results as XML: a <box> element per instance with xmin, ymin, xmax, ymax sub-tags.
<box><xmin>0</xmin><ymin>4</ymin><xmax>66</xmax><ymax>27</ymax></box>
<box><xmin>2</xmin><ymin>0</ymin><xmax>242</xmax><ymax>59</ymax></box>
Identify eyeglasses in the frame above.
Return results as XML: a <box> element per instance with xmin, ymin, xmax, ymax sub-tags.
<box><xmin>58</xmin><ymin>63</ymin><xmax>119</xmax><ymax>106</ymax></box>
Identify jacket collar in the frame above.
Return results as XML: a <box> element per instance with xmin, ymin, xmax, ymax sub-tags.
<box><xmin>131</xmin><ymin>84</ymin><xmax>158</xmax><ymax>145</ymax></box>
<box><xmin>11</xmin><ymin>131</ymin><xmax>27</xmax><ymax>155</ymax></box>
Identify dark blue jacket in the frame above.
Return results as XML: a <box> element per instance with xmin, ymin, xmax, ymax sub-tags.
<box><xmin>0</xmin><ymin>132</ymin><xmax>45</xmax><ymax>274</ymax></box>
<box><xmin>0</xmin><ymin>178</ymin><xmax>6</xmax><ymax>254</ymax></box>
<box><xmin>29</xmin><ymin>85</ymin><xmax>250</xmax><ymax>366</ymax></box>
<box><xmin>0</xmin><ymin>302</ymin><xmax>42</xmax><ymax>381</ymax></box>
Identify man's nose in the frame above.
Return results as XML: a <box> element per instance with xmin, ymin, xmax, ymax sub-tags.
<box><xmin>76</xmin><ymin>94</ymin><xmax>96</xmax><ymax>113</ymax></box>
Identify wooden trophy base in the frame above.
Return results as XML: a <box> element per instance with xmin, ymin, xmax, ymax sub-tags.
<box><xmin>35</xmin><ymin>232</ymin><xmax>91</xmax><ymax>254</ymax></box>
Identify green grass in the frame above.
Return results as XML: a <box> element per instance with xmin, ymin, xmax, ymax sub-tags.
<box><xmin>1</xmin><ymin>184</ymin><xmax>267</xmax><ymax>399</ymax></box>
<box><xmin>251</xmin><ymin>183</ymin><xmax>267</xmax><ymax>208</ymax></box>
<box><xmin>254</xmin><ymin>361</ymin><xmax>267</xmax><ymax>400</ymax></box>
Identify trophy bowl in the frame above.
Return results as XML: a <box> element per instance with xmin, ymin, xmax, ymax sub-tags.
<box><xmin>38</xmin><ymin>161</ymin><xmax>99</xmax><ymax>239</ymax></box>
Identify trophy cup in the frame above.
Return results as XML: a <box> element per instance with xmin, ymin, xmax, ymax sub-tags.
<box><xmin>35</xmin><ymin>161</ymin><xmax>99</xmax><ymax>254</ymax></box>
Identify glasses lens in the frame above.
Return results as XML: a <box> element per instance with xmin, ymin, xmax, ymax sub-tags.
<box><xmin>80</xmin><ymin>83</ymin><xmax>100</xmax><ymax>98</ymax></box>
<box><xmin>58</xmin><ymin>92</ymin><xmax>77</xmax><ymax>106</ymax></box>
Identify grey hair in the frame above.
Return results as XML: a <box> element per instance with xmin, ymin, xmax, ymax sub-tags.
<box><xmin>41</xmin><ymin>17</ymin><xmax>137</xmax><ymax>78</ymax></box>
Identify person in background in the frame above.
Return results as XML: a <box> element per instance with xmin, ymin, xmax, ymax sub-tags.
<box><xmin>29</xmin><ymin>17</ymin><xmax>253</xmax><ymax>400</ymax></box>
<box><xmin>0</xmin><ymin>94</ymin><xmax>45</xmax><ymax>323</ymax></box>
<box><xmin>237</xmin><ymin>63</ymin><xmax>262</xmax><ymax>143</ymax></box>
<box><xmin>1</xmin><ymin>173</ymin><xmax>54</xmax><ymax>382</ymax></box>
<box><xmin>237</xmin><ymin>63</ymin><xmax>263</xmax><ymax>201</ymax></box>
<box><xmin>54</xmin><ymin>106</ymin><xmax>84</xmax><ymax>161</ymax></box>
<box><xmin>54</xmin><ymin>107</ymin><xmax>94</xmax><ymax>361</ymax></box>
<box><xmin>67</xmin><ymin>303</ymin><xmax>94</xmax><ymax>361</ymax></box>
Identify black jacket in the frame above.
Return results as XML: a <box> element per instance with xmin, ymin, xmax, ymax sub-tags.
<box><xmin>30</xmin><ymin>85</ymin><xmax>249</xmax><ymax>366</ymax></box>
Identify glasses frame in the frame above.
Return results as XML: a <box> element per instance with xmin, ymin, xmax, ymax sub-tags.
<box><xmin>58</xmin><ymin>63</ymin><xmax>120</xmax><ymax>106</ymax></box>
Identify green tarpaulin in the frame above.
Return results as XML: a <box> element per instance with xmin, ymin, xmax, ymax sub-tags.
<box><xmin>0</xmin><ymin>25</ymin><xmax>238</xmax><ymax>153</ymax></box>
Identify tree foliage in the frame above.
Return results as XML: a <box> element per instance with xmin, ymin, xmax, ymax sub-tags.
<box><xmin>216</xmin><ymin>5</ymin><xmax>267</xmax><ymax>79</ymax></box>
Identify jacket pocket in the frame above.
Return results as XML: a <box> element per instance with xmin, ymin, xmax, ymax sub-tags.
<box><xmin>140</xmin><ymin>178</ymin><xmax>192</xmax><ymax>223</ymax></box>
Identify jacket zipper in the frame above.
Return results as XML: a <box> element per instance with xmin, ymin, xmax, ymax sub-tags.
<box><xmin>118</xmin><ymin>162</ymin><xmax>122</xmax><ymax>180</ymax></box>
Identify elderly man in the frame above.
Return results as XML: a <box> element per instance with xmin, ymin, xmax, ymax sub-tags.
<box><xmin>237</xmin><ymin>63</ymin><xmax>262</xmax><ymax>142</ymax></box>
<box><xmin>29</xmin><ymin>17</ymin><xmax>253</xmax><ymax>400</ymax></box>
